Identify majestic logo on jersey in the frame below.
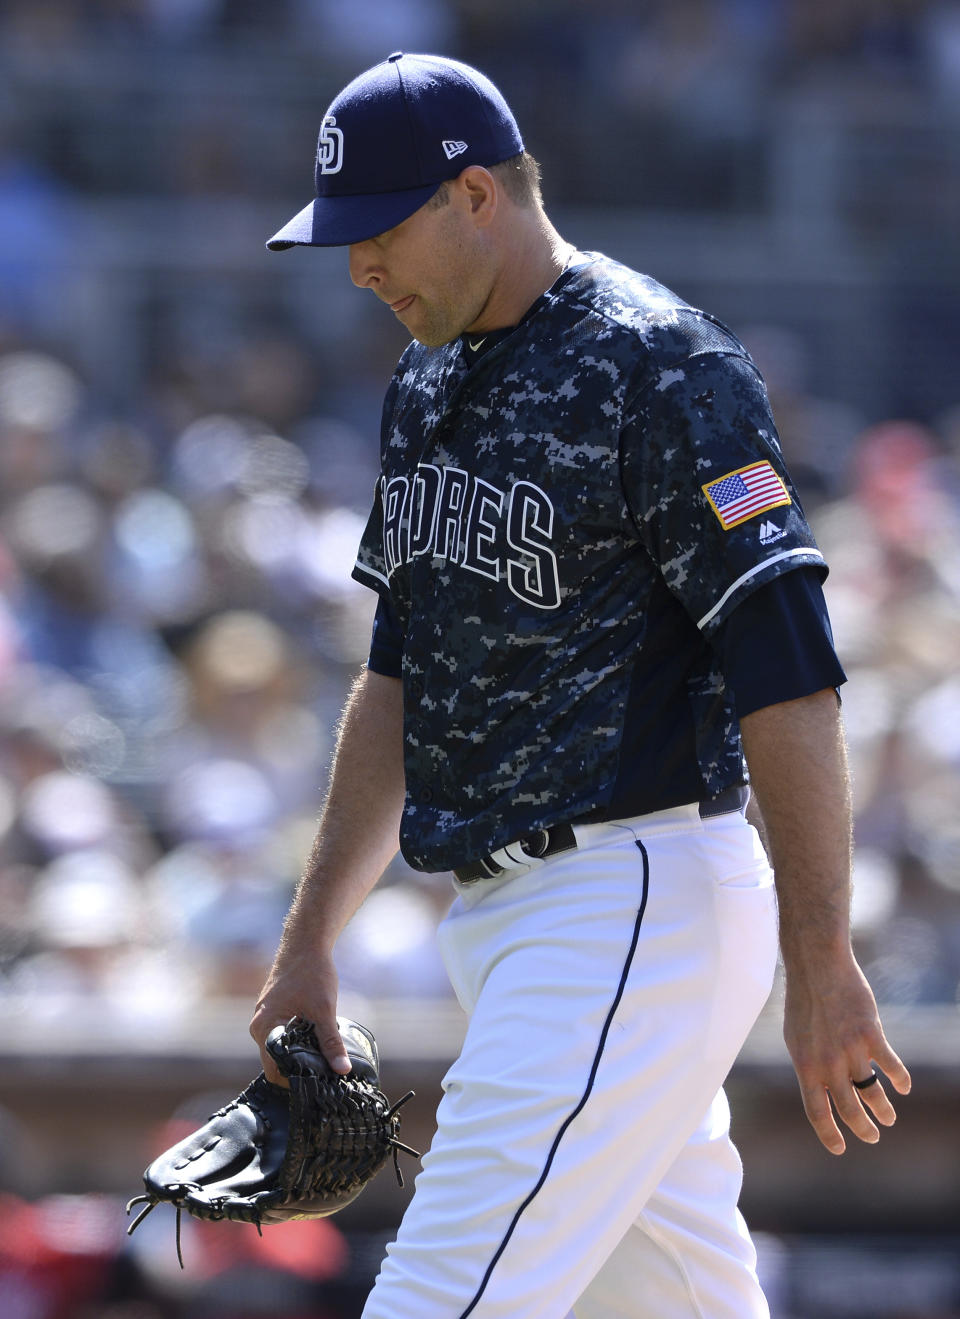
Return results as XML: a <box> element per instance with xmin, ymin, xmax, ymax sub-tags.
<box><xmin>701</xmin><ymin>460</ymin><xmax>791</xmax><ymax>530</ymax></box>
<box><xmin>758</xmin><ymin>519</ymin><xmax>787</xmax><ymax>545</ymax></box>
<box><xmin>442</xmin><ymin>139</ymin><xmax>469</xmax><ymax>160</ymax></box>
<box><xmin>380</xmin><ymin>464</ymin><xmax>561</xmax><ymax>610</ymax></box>
<box><xmin>317</xmin><ymin>116</ymin><xmax>344</xmax><ymax>175</ymax></box>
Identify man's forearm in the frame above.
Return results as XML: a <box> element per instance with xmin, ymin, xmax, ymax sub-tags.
<box><xmin>740</xmin><ymin>687</ymin><xmax>854</xmax><ymax>969</ymax></box>
<box><xmin>282</xmin><ymin>666</ymin><xmax>406</xmax><ymax>955</ymax></box>
<box><xmin>740</xmin><ymin>687</ymin><xmax>910</xmax><ymax>1152</ymax></box>
<box><xmin>251</xmin><ymin>667</ymin><xmax>406</xmax><ymax>1076</ymax></box>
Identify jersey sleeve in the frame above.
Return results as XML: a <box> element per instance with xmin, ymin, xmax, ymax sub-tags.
<box><xmin>351</xmin><ymin>357</ymin><xmax>406</xmax><ymax>599</ymax></box>
<box><xmin>351</xmin><ymin>476</ymin><xmax>389</xmax><ymax>595</ymax></box>
<box><xmin>367</xmin><ymin>592</ymin><xmax>404</xmax><ymax>678</ymax></box>
<box><xmin>620</xmin><ymin>350</ymin><xmax>827</xmax><ymax>634</ymax></box>
<box><xmin>716</xmin><ymin>565</ymin><xmax>846</xmax><ymax>716</ymax></box>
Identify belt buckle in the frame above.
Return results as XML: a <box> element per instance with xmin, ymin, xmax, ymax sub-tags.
<box><xmin>456</xmin><ymin>826</ymin><xmax>563</xmax><ymax>886</ymax></box>
<box><xmin>484</xmin><ymin>839</ymin><xmax>537</xmax><ymax>873</ymax></box>
<box><xmin>519</xmin><ymin>829</ymin><xmax>550</xmax><ymax>859</ymax></box>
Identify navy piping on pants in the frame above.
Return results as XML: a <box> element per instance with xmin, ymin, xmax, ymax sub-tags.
<box><xmin>457</xmin><ymin>839</ymin><xmax>651</xmax><ymax>1319</ymax></box>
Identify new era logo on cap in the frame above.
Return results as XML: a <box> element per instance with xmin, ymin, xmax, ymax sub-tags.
<box><xmin>442</xmin><ymin>139</ymin><xmax>469</xmax><ymax>160</ymax></box>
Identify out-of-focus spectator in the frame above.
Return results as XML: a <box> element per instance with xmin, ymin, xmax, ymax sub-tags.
<box><xmin>813</xmin><ymin>418</ymin><xmax>960</xmax><ymax>1003</ymax></box>
<box><xmin>0</xmin><ymin>1192</ymin><xmax>121</xmax><ymax>1319</ymax></box>
<box><xmin>0</xmin><ymin>120</ymin><xmax>73</xmax><ymax>338</ymax></box>
<box><xmin>741</xmin><ymin>324</ymin><xmax>865</xmax><ymax>506</ymax></box>
<box><xmin>922</xmin><ymin>0</ymin><xmax>960</xmax><ymax>112</ymax></box>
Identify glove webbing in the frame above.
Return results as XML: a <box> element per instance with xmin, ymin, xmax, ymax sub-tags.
<box><xmin>284</xmin><ymin>1072</ymin><xmax>416</xmax><ymax>1199</ymax></box>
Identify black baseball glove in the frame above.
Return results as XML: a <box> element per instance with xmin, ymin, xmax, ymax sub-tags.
<box><xmin>126</xmin><ymin>1016</ymin><xmax>417</xmax><ymax>1265</ymax></box>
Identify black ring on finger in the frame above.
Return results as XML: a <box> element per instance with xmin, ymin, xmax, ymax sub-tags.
<box><xmin>852</xmin><ymin>1070</ymin><xmax>879</xmax><ymax>1090</ymax></box>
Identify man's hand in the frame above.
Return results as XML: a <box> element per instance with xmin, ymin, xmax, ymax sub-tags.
<box><xmin>251</xmin><ymin>951</ymin><xmax>351</xmax><ymax>1081</ymax></box>
<box><xmin>783</xmin><ymin>948</ymin><xmax>911</xmax><ymax>1154</ymax></box>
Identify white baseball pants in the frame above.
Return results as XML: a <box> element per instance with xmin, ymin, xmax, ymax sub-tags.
<box><xmin>361</xmin><ymin>802</ymin><xmax>778</xmax><ymax>1318</ymax></box>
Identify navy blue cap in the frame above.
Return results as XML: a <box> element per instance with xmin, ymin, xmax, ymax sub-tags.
<box><xmin>266</xmin><ymin>52</ymin><xmax>524</xmax><ymax>250</ymax></box>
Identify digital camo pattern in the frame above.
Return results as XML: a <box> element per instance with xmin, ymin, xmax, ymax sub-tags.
<box><xmin>353</xmin><ymin>252</ymin><xmax>826</xmax><ymax>872</ymax></box>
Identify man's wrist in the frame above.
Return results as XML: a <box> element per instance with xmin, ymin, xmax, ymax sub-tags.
<box><xmin>780</xmin><ymin>930</ymin><xmax>855</xmax><ymax>980</ymax></box>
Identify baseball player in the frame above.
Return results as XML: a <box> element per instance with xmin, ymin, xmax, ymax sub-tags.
<box><xmin>252</xmin><ymin>53</ymin><xmax>911</xmax><ymax>1319</ymax></box>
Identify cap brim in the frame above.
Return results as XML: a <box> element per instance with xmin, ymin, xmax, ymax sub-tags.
<box><xmin>266</xmin><ymin>183</ymin><xmax>441</xmax><ymax>250</ymax></box>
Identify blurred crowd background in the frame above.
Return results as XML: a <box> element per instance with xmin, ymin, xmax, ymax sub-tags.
<box><xmin>1</xmin><ymin>1</ymin><xmax>959</xmax><ymax>1316</ymax></box>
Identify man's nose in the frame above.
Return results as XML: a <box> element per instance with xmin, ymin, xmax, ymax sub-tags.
<box><xmin>348</xmin><ymin>242</ymin><xmax>380</xmax><ymax>289</ymax></box>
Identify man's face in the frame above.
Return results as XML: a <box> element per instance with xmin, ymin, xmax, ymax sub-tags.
<box><xmin>348</xmin><ymin>189</ymin><xmax>494</xmax><ymax>347</ymax></box>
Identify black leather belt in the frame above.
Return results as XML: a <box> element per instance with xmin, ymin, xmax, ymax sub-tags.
<box><xmin>452</xmin><ymin>784</ymin><xmax>749</xmax><ymax>885</ymax></box>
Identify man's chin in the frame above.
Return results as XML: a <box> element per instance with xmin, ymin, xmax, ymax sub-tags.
<box><xmin>397</xmin><ymin>305</ymin><xmax>465</xmax><ymax>349</ymax></box>
<box><xmin>411</xmin><ymin>328</ymin><xmax>460</xmax><ymax>349</ymax></box>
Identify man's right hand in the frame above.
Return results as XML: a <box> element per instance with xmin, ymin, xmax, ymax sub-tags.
<box><xmin>250</xmin><ymin>950</ymin><xmax>351</xmax><ymax>1082</ymax></box>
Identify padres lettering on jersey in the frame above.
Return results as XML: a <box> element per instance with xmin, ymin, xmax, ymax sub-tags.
<box><xmin>353</xmin><ymin>252</ymin><xmax>827</xmax><ymax>872</ymax></box>
<box><xmin>382</xmin><ymin>466</ymin><xmax>561</xmax><ymax>610</ymax></box>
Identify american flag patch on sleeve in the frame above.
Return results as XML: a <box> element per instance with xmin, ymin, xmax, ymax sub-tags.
<box><xmin>701</xmin><ymin>461</ymin><xmax>791</xmax><ymax>530</ymax></box>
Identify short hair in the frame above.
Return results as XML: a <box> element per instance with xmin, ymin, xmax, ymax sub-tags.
<box><xmin>490</xmin><ymin>152</ymin><xmax>542</xmax><ymax>208</ymax></box>
<box><xmin>427</xmin><ymin>180</ymin><xmax>452</xmax><ymax>210</ymax></box>
<box><xmin>427</xmin><ymin>152</ymin><xmax>543</xmax><ymax>211</ymax></box>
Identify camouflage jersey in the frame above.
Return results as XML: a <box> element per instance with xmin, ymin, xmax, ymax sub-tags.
<box><xmin>352</xmin><ymin>251</ymin><xmax>827</xmax><ymax>873</ymax></box>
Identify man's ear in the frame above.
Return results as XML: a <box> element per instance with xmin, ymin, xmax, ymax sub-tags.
<box><xmin>458</xmin><ymin>166</ymin><xmax>498</xmax><ymax>227</ymax></box>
